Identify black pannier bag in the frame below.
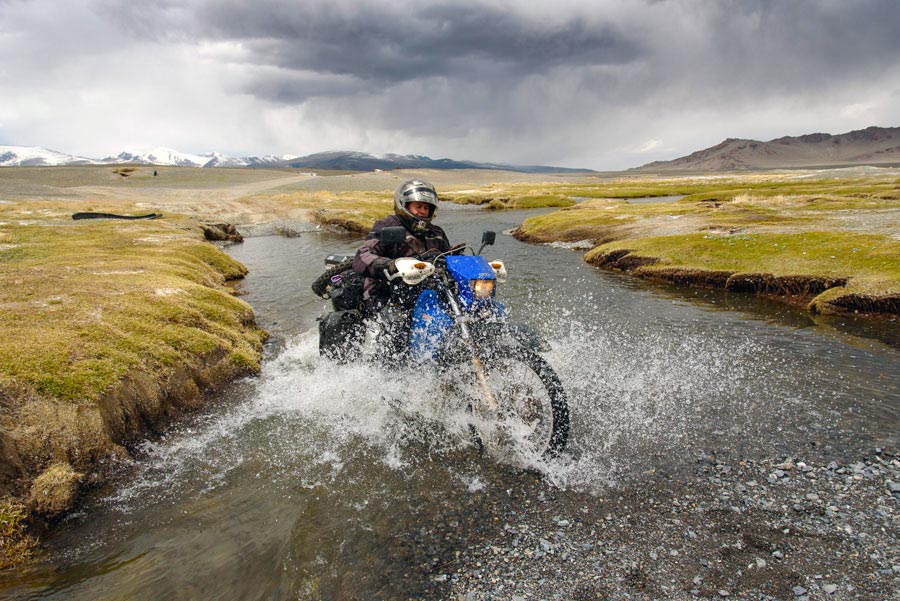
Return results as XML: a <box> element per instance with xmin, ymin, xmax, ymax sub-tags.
<box><xmin>310</xmin><ymin>258</ymin><xmax>364</xmax><ymax>312</ymax></box>
<box><xmin>327</xmin><ymin>269</ymin><xmax>365</xmax><ymax>311</ymax></box>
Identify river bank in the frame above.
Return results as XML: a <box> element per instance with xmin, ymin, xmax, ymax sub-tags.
<box><xmin>512</xmin><ymin>174</ymin><xmax>900</xmax><ymax>318</ymax></box>
<box><xmin>0</xmin><ymin>203</ymin><xmax>266</xmax><ymax>566</ymax></box>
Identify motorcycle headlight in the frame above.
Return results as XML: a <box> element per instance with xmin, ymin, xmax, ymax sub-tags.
<box><xmin>471</xmin><ymin>279</ymin><xmax>495</xmax><ymax>298</ymax></box>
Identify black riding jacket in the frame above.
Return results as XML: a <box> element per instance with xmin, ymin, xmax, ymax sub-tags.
<box><xmin>352</xmin><ymin>215</ymin><xmax>451</xmax><ymax>298</ymax></box>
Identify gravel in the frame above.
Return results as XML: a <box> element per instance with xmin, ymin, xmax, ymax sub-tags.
<box><xmin>437</xmin><ymin>448</ymin><xmax>900</xmax><ymax>600</ymax></box>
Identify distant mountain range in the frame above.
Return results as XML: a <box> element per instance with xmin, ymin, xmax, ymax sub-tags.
<box><xmin>0</xmin><ymin>146</ymin><xmax>592</xmax><ymax>174</ymax></box>
<box><xmin>633</xmin><ymin>126</ymin><xmax>900</xmax><ymax>171</ymax></box>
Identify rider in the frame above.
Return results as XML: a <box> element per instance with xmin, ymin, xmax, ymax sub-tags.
<box><xmin>352</xmin><ymin>179</ymin><xmax>452</xmax><ymax>311</ymax></box>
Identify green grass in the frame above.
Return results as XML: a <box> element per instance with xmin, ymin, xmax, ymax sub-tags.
<box><xmin>588</xmin><ymin>232</ymin><xmax>900</xmax><ymax>282</ymax></box>
<box><xmin>585</xmin><ymin>231</ymin><xmax>900</xmax><ymax>312</ymax></box>
<box><xmin>0</xmin><ymin>206</ymin><xmax>268</xmax><ymax>537</ymax></box>
<box><xmin>508</xmin><ymin>174</ymin><xmax>900</xmax><ymax>314</ymax></box>
<box><xmin>482</xmin><ymin>175</ymin><xmax>900</xmax><ymax>203</ymax></box>
<box><xmin>484</xmin><ymin>195</ymin><xmax>575</xmax><ymax>210</ymax></box>
<box><xmin>0</xmin><ymin>218</ymin><xmax>263</xmax><ymax>404</ymax></box>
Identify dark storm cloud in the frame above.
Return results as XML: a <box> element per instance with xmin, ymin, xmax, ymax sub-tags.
<box><xmin>100</xmin><ymin>0</ymin><xmax>642</xmax><ymax>101</ymax></box>
<box><xmin>5</xmin><ymin>0</ymin><xmax>900</xmax><ymax>168</ymax></box>
<box><xmin>210</xmin><ymin>2</ymin><xmax>637</xmax><ymax>80</ymax></box>
<box><xmin>96</xmin><ymin>0</ymin><xmax>900</xmax><ymax>106</ymax></box>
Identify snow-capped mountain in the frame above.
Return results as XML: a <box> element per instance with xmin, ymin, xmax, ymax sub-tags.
<box><xmin>0</xmin><ymin>145</ymin><xmax>590</xmax><ymax>173</ymax></box>
<box><xmin>0</xmin><ymin>145</ymin><xmax>97</xmax><ymax>166</ymax></box>
<box><xmin>101</xmin><ymin>148</ymin><xmax>299</xmax><ymax>168</ymax></box>
<box><xmin>0</xmin><ymin>145</ymin><xmax>299</xmax><ymax>168</ymax></box>
<box><xmin>103</xmin><ymin>147</ymin><xmax>218</xmax><ymax>168</ymax></box>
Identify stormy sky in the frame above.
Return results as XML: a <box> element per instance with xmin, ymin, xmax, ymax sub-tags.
<box><xmin>2</xmin><ymin>0</ymin><xmax>899</xmax><ymax>170</ymax></box>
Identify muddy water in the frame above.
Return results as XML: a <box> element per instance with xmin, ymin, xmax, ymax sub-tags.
<box><xmin>2</xmin><ymin>207</ymin><xmax>899</xmax><ymax>599</ymax></box>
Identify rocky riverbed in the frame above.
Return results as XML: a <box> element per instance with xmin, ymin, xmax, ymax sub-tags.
<box><xmin>423</xmin><ymin>450</ymin><xmax>900</xmax><ymax>600</ymax></box>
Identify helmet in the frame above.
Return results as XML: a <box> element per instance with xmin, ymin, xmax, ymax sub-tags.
<box><xmin>394</xmin><ymin>179</ymin><xmax>439</xmax><ymax>234</ymax></box>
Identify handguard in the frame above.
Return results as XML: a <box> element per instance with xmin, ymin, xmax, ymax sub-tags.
<box><xmin>386</xmin><ymin>258</ymin><xmax>435</xmax><ymax>285</ymax></box>
<box><xmin>488</xmin><ymin>260</ymin><xmax>507</xmax><ymax>283</ymax></box>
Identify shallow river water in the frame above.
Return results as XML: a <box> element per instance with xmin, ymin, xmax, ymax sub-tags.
<box><xmin>2</xmin><ymin>207</ymin><xmax>899</xmax><ymax>599</ymax></box>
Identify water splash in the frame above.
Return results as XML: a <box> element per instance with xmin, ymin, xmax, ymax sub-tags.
<box><xmin>109</xmin><ymin>300</ymin><xmax>808</xmax><ymax>517</ymax></box>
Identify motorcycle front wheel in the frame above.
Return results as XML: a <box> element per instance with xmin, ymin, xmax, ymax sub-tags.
<box><xmin>474</xmin><ymin>349</ymin><xmax>569</xmax><ymax>458</ymax></box>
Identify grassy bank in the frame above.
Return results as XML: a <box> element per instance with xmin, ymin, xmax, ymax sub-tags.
<box><xmin>514</xmin><ymin>174</ymin><xmax>900</xmax><ymax>316</ymax></box>
<box><xmin>440</xmin><ymin>186</ymin><xmax>575</xmax><ymax>210</ymax></box>
<box><xmin>0</xmin><ymin>202</ymin><xmax>266</xmax><ymax>566</ymax></box>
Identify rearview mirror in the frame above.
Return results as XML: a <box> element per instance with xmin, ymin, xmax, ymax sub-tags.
<box><xmin>380</xmin><ymin>226</ymin><xmax>407</xmax><ymax>245</ymax></box>
<box><xmin>476</xmin><ymin>230</ymin><xmax>497</xmax><ymax>255</ymax></box>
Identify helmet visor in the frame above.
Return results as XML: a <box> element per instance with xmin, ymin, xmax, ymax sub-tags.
<box><xmin>402</xmin><ymin>186</ymin><xmax>438</xmax><ymax>206</ymax></box>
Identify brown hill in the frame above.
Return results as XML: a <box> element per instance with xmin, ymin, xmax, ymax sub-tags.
<box><xmin>633</xmin><ymin>126</ymin><xmax>900</xmax><ymax>171</ymax></box>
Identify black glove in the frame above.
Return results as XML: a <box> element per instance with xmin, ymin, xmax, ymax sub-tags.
<box><xmin>374</xmin><ymin>258</ymin><xmax>397</xmax><ymax>279</ymax></box>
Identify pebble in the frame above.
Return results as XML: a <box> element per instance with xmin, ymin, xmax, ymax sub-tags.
<box><xmin>772</xmin><ymin>551</ymin><xmax>784</xmax><ymax>559</ymax></box>
<box><xmin>777</xmin><ymin>459</ymin><xmax>795</xmax><ymax>471</ymax></box>
<box><xmin>823</xmin><ymin>584</ymin><xmax>838</xmax><ymax>594</ymax></box>
<box><xmin>886</xmin><ymin>481</ymin><xmax>900</xmax><ymax>493</ymax></box>
<box><xmin>792</xmin><ymin>585</ymin><xmax>807</xmax><ymax>596</ymax></box>
<box><xmin>756</xmin><ymin>558</ymin><xmax>767</xmax><ymax>568</ymax></box>
<box><xmin>557</xmin><ymin>519</ymin><xmax>570</xmax><ymax>528</ymax></box>
<box><xmin>718</xmin><ymin>590</ymin><xmax>730</xmax><ymax>597</ymax></box>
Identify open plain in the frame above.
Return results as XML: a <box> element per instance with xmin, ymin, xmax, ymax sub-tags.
<box><xmin>0</xmin><ymin>165</ymin><xmax>899</xmax><ymax>599</ymax></box>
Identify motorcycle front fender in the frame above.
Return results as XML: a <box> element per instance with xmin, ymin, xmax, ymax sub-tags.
<box><xmin>506</xmin><ymin>322</ymin><xmax>552</xmax><ymax>353</ymax></box>
<box><xmin>472</xmin><ymin>320</ymin><xmax>551</xmax><ymax>356</ymax></box>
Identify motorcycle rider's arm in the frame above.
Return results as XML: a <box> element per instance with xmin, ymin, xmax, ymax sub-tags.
<box><xmin>353</xmin><ymin>237</ymin><xmax>397</xmax><ymax>279</ymax></box>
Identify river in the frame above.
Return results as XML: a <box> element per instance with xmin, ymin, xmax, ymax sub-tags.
<box><xmin>2</xmin><ymin>207</ymin><xmax>899</xmax><ymax>599</ymax></box>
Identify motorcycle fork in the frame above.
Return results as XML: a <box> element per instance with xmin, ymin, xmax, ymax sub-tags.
<box><xmin>444</xmin><ymin>292</ymin><xmax>498</xmax><ymax>412</ymax></box>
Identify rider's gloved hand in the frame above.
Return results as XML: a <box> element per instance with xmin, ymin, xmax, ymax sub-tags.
<box><xmin>374</xmin><ymin>257</ymin><xmax>397</xmax><ymax>279</ymax></box>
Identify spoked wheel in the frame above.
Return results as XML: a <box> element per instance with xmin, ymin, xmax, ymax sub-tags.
<box><xmin>472</xmin><ymin>349</ymin><xmax>569</xmax><ymax>458</ymax></box>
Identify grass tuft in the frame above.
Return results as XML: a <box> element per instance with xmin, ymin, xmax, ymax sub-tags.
<box><xmin>0</xmin><ymin>501</ymin><xmax>35</xmax><ymax>569</ymax></box>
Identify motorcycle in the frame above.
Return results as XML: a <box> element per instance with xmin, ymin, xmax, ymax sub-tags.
<box><xmin>315</xmin><ymin>227</ymin><xmax>569</xmax><ymax>458</ymax></box>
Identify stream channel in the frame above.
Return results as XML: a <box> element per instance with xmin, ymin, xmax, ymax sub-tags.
<box><xmin>3</xmin><ymin>206</ymin><xmax>900</xmax><ymax>599</ymax></box>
